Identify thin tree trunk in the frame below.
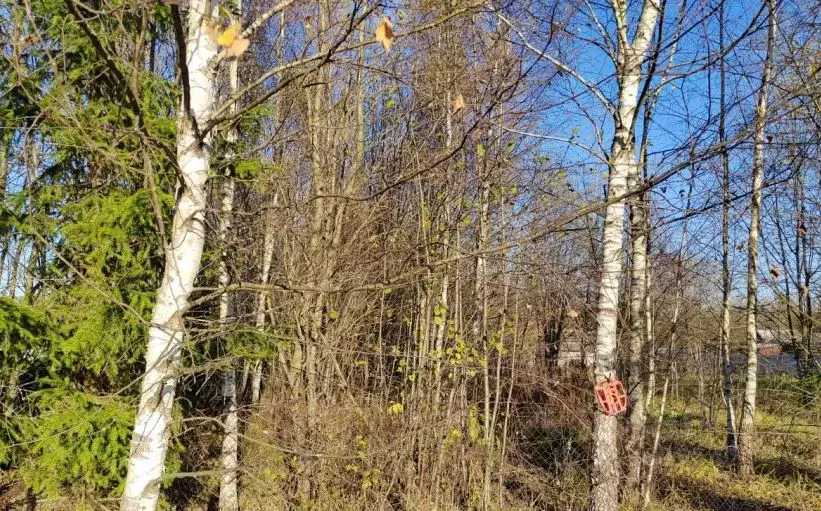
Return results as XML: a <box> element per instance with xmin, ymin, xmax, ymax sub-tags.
<box><xmin>773</xmin><ymin>195</ymin><xmax>805</xmax><ymax>378</ymax></box>
<box><xmin>7</xmin><ymin>132</ymin><xmax>36</xmax><ymax>299</ymax></box>
<box><xmin>498</xmin><ymin>281</ymin><xmax>521</xmax><ymax>507</ymax></box>
<box><xmin>475</xmin><ymin>145</ymin><xmax>492</xmax><ymax>510</ymax></box>
<box><xmin>255</xmin><ymin>194</ymin><xmax>277</xmax><ymax>399</ymax></box>
<box><xmin>219</xmin><ymin>7</ymin><xmax>241</xmax><ymax>506</ymax></box>
<box><xmin>794</xmin><ymin>167</ymin><xmax>812</xmax><ymax>376</ymax></box>
<box><xmin>800</xmin><ymin>188</ymin><xmax>815</xmax><ymax>376</ymax></box>
<box><xmin>0</xmin><ymin>131</ymin><xmax>8</xmax><ymax>202</ymax></box>
<box><xmin>641</xmin><ymin>375</ymin><xmax>668</xmax><ymax>510</ymax></box>
<box><xmin>642</xmin><ymin>173</ymin><xmax>691</xmax><ymax>505</ymax></box>
<box><xmin>298</xmin><ymin>4</ymin><xmax>335</xmax><ymax>495</ymax></box>
<box><xmin>0</xmin><ymin>131</ymin><xmax>11</xmax><ymax>282</ymax></box>
<box><xmin>434</xmin><ymin>87</ymin><xmax>453</xmax><ymax>410</ymax></box>
<box><xmin>625</xmin><ymin>135</ymin><xmax>648</xmax><ymax>493</ymax></box>
<box><xmin>6</xmin><ymin>239</ymin><xmax>24</xmax><ymax>298</ymax></box>
<box><xmin>120</xmin><ymin>2</ymin><xmax>218</xmax><ymax>508</ymax></box>
<box><xmin>645</xmin><ymin>296</ymin><xmax>655</xmax><ymax>408</ymax></box>
<box><xmin>718</xmin><ymin>2</ymin><xmax>738</xmax><ymax>462</ymax></box>
<box><xmin>737</xmin><ymin>0</ymin><xmax>775</xmax><ymax>477</ymax></box>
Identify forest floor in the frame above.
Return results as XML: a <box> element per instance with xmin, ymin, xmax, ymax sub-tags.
<box><xmin>234</xmin><ymin>375</ymin><xmax>820</xmax><ymax>511</ymax></box>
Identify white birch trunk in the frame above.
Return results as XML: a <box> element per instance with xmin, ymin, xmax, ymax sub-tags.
<box><xmin>250</xmin><ymin>361</ymin><xmax>263</xmax><ymax>404</ymax></box>
<box><xmin>218</xmin><ymin>178</ymin><xmax>238</xmax><ymax>511</ymax></box>
<box><xmin>738</xmin><ymin>0</ymin><xmax>775</xmax><ymax>477</ymax></box>
<box><xmin>592</xmin><ymin>2</ymin><xmax>659</xmax><ymax>509</ymax></box>
<box><xmin>645</xmin><ymin>289</ymin><xmax>655</xmax><ymax>408</ymax></box>
<box><xmin>250</xmin><ymin>207</ymin><xmax>276</xmax><ymax>406</ymax></box>
<box><xmin>641</xmin><ymin>375</ymin><xmax>668</xmax><ymax>510</ymax></box>
<box><xmin>718</xmin><ymin>3</ymin><xmax>738</xmax><ymax>461</ymax></box>
<box><xmin>120</xmin><ymin>1</ymin><xmax>218</xmax><ymax>509</ymax></box>
<box><xmin>219</xmin><ymin>16</ymin><xmax>240</xmax><ymax>509</ymax></box>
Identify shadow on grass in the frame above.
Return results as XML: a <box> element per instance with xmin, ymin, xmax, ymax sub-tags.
<box><xmin>655</xmin><ymin>470</ymin><xmax>794</xmax><ymax>511</ymax></box>
<box><xmin>659</xmin><ymin>435</ymin><xmax>821</xmax><ymax>486</ymax></box>
<box><xmin>653</xmin><ymin>435</ymin><xmax>820</xmax><ymax>509</ymax></box>
<box><xmin>681</xmin><ymin>489</ymin><xmax>793</xmax><ymax>511</ymax></box>
<box><xmin>658</xmin><ymin>437</ymin><xmax>728</xmax><ymax>464</ymax></box>
<box><xmin>755</xmin><ymin>456</ymin><xmax>821</xmax><ymax>486</ymax></box>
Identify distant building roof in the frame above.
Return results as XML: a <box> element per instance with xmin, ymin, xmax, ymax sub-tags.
<box><xmin>756</xmin><ymin>328</ymin><xmax>779</xmax><ymax>345</ymax></box>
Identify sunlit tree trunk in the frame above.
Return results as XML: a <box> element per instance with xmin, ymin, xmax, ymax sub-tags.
<box><xmin>793</xmin><ymin>167</ymin><xmax>812</xmax><ymax>377</ymax></box>
<box><xmin>644</xmin><ymin>272</ymin><xmax>655</xmax><ymax>409</ymax></box>
<box><xmin>219</xmin><ymin>5</ymin><xmax>241</xmax><ymax>507</ymax></box>
<box><xmin>642</xmin><ymin>171</ymin><xmax>691</xmax><ymax>505</ymax></box>
<box><xmin>475</xmin><ymin>141</ymin><xmax>491</xmax><ymax>509</ymax></box>
<box><xmin>120</xmin><ymin>1</ymin><xmax>218</xmax><ymax>509</ymax></box>
<box><xmin>591</xmin><ymin>1</ymin><xmax>660</xmax><ymax>508</ymax></box>
<box><xmin>718</xmin><ymin>3</ymin><xmax>738</xmax><ymax>462</ymax></box>
<box><xmin>625</xmin><ymin>117</ymin><xmax>648</xmax><ymax>494</ymax></box>
<box><xmin>218</xmin><ymin>173</ymin><xmax>238</xmax><ymax>511</ymax></box>
<box><xmin>0</xmin><ymin>130</ymin><xmax>11</xmax><ymax>281</ymax></box>
<box><xmin>641</xmin><ymin>375</ymin><xmax>668</xmax><ymax>510</ymax></box>
<box><xmin>737</xmin><ymin>0</ymin><xmax>775</xmax><ymax>477</ymax></box>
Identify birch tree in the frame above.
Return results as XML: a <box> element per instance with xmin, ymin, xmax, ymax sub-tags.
<box><xmin>626</xmin><ymin>0</ymin><xmax>687</xmax><ymax>484</ymax></box>
<box><xmin>591</xmin><ymin>0</ymin><xmax>660</xmax><ymax>508</ymax></box>
<box><xmin>718</xmin><ymin>2</ymin><xmax>738</xmax><ymax>462</ymax></box>
<box><xmin>120</xmin><ymin>0</ymin><xmax>298</xmax><ymax>507</ymax></box>
<box><xmin>218</xmin><ymin>3</ymin><xmax>241</xmax><ymax>509</ymax></box>
<box><xmin>119</xmin><ymin>2</ymin><xmax>220</xmax><ymax>508</ymax></box>
<box><xmin>737</xmin><ymin>0</ymin><xmax>776</xmax><ymax>478</ymax></box>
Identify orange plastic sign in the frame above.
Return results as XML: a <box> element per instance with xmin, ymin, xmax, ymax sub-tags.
<box><xmin>594</xmin><ymin>379</ymin><xmax>628</xmax><ymax>416</ymax></box>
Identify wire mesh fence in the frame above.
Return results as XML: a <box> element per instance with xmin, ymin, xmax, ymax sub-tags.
<box><xmin>167</xmin><ymin>352</ymin><xmax>820</xmax><ymax>511</ymax></box>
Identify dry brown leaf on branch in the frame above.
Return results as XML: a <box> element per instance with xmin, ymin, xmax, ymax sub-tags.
<box><xmin>204</xmin><ymin>22</ymin><xmax>220</xmax><ymax>44</ymax></box>
<box><xmin>770</xmin><ymin>266</ymin><xmax>780</xmax><ymax>278</ymax></box>
<box><xmin>226</xmin><ymin>37</ymin><xmax>250</xmax><ymax>57</ymax></box>
<box><xmin>375</xmin><ymin>17</ymin><xmax>394</xmax><ymax>52</ymax></box>
<box><xmin>566</xmin><ymin>308</ymin><xmax>579</xmax><ymax>319</ymax></box>
<box><xmin>453</xmin><ymin>93</ymin><xmax>465</xmax><ymax>113</ymax></box>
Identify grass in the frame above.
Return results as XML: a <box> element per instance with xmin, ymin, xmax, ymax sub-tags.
<box><xmin>636</xmin><ymin>376</ymin><xmax>821</xmax><ymax>511</ymax></box>
<box><xmin>229</xmin><ymin>376</ymin><xmax>819</xmax><ymax>510</ymax></box>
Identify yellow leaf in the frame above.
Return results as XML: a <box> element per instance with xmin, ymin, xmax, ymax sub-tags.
<box><xmin>375</xmin><ymin>17</ymin><xmax>394</xmax><ymax>52</ymax></box>
<box><xmin>227</xmin><ymin>37</ymin><xmax>250</xmax><ymax>57</ymax></box>
<box><xmin>218</xmin><ymin>22</ymin><xmax>240</xmax><ymax>47</ymax></box>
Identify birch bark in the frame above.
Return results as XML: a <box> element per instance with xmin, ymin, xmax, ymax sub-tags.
<box><xmin>625</xmin><ymin>141</ymin><xmax>648</xmax><ymax>491</ymax></box>
<box><xmin>591</xmin><ymin>1</ymin><xmax>660</xmax><ymax>508</ymax></box>
<box><xmin>718</xmin><ymin>3</ymin><xmax>738</xmax><ymax>462</ymax></box>
<box><xmin>218</xmin><ymin>7</ymin><xmax>240</xmax><ymax>507</ymax></box>
<box><xmin>738</xmin><ymin>0</ymin><xmax>775</xmax><ymax>477</ymax></box>
<box><xmin>120</xmin><ymin>1</ymin><xmax>218</xmax><ymax>509</ymax></box>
